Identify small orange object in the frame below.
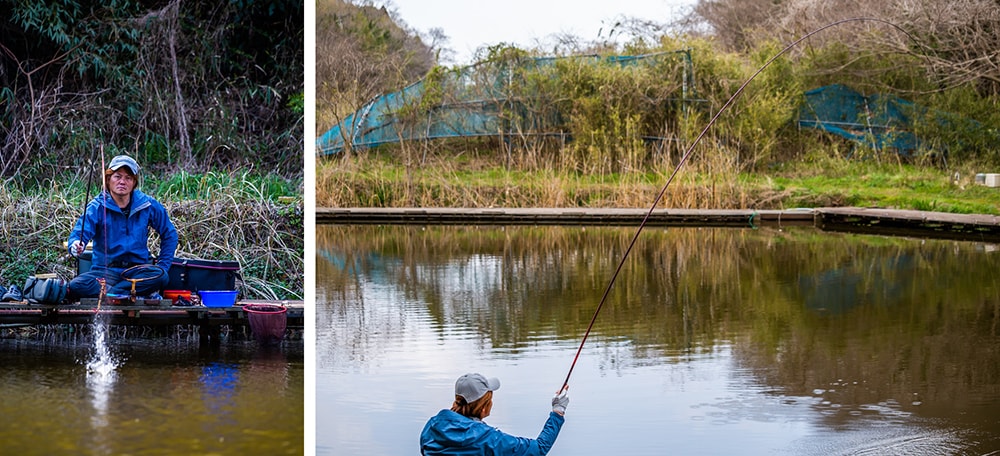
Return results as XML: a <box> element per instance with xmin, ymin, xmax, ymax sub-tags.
<box><xmin>163</xmin><ymin>289</ymin><xmax>192</xmax><ymax>304</ymax></box>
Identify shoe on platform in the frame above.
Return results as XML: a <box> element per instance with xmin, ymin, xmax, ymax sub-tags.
<box><xmin>1</xmin><ymin>285</ymin><xmax>23</xmax><ymax>302</ymax></box>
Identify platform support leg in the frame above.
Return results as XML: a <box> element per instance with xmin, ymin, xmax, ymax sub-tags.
<box><xmin>199</xmin><ymin>325</ymin><xmax>221</xmax><ymax>346</ymax></box>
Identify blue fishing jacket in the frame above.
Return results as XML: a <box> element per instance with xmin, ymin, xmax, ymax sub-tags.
<box><xmin>420</xmin><ymin>410</ymin><xmax>564</xmax><ymax>455</ymax></box>
<box><xmin>68</xmin><ymin>189</ymin><xmax>178</xmax><ymax>273</ymax></box>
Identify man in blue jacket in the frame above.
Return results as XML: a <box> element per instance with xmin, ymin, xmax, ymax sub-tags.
<box><xmin>67</xmin><ymin>155</ymin><xmax>178</xmax><ymax>301</ymax></box>
<box><xmin>420</xmin><ymin>373</ymin><xmax>569</xmax><ymax>455</ymax></box>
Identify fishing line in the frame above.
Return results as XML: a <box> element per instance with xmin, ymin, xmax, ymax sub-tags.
<box><xmin>96</xmin><ymin>145</ymin><xmax>108</xmax><ymax>312</ymax></box>
<box><xmin>559</xmin><ymin>17</ymin><xmax>916</xmax><ymax>394</ymax></box>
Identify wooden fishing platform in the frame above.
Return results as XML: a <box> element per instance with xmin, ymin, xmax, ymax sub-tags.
<box><xmin>317</xmin><ymin>207</ymin><xmax>1000</xmax><ymax>242</ymax></box>
<box><xmin>0</xmin><ymin>299</ymin><xmax>304</xmax><ymax>329</ymax></box>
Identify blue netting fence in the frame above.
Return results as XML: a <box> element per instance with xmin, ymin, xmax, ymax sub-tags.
<box><xmin>798</xmin><ymin>84</ymin><xmax>993</xmax><ymax>157</ymax></box>
<box><xmin>317</xmin><ymin>52</ymin><xmax>696</xmax><ymax>156</ymax></box>
<box><xmin>798</xmin><ymin>84</ymin><xmax>921</xmax><ymax>154</ymax></box>
<box><xmin>321</xmin><ymin>59</ymin><xmax>990</xmax><ymax>160</ymax></box>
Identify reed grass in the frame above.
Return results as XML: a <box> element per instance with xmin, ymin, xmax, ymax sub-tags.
<box><xmin>317</xmin><ymin>148</ymin><xmax>999</xmax><ymax>215</ymax></box>
<box><xmin>154</xmin><ymin>170</ymin><xmax>299</xmax><ymax>202</ymax></box>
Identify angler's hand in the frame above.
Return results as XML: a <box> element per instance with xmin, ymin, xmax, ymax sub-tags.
<box><xmin>69</xmin><ymin>240</ymin><xmax>85</xmax><ymax>258</ymax></box>
<box><xmin>552</xmin><ymin>388</ymin><xmax>569</xmax><ymax>415</ymax></box>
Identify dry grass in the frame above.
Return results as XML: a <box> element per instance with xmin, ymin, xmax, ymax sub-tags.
<box><xmin>316</xmin><ymin>143</ymin><xmax>1000</xmax><ymax>215</ymax></box>
<box><xmin>316</xmin><ymin>147</ymin><xmax>784</xmax><ymax>210</ymax></box>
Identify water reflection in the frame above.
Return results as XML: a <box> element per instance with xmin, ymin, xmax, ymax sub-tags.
<box><xmin>317</xmin><ymin>224</ymin><xmax>1000</xmax><ymax>455</ymax></box>
<box><xmin>0</xmin><ymin>331</ymin><xmax>303</xmax><ymax>455</ymax></box>
<box><xmin>86</xmin><ymin>368</ymin><xmax>116</xmax><ymax>454</ymax></box>
<box><xmin>84</xmin><ymin>312</ymin><xmax>120</xmax><ymax>456</ymax></box>
<box><xmin>201</xmin><ymin>362</ymin><xmax>239</xmax><ymax>421</ymax></box>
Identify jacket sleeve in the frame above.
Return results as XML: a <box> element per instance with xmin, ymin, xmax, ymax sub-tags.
<box><xmin>487</xmin><ymin>412</ymin><xmax>565</xmax><ymax>456</ymax></box>
<box><xmin>149</xmin><ymin>199</ymin><xmax>178</xmax><ymax>272</ymax></box>
<box><xmin>533</xmin><ymin>412</ymin><xmax>565</xmax><ymax>454</ymax></box>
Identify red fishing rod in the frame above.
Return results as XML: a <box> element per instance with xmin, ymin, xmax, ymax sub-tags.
<box><xmin>558</xmin><ymin>17</ymin><xmax>916</xmax><ymax>394</ymax></box>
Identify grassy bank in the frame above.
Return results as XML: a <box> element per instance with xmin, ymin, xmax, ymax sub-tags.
<box><xmin>1</xmin><ymin>172</ymin><xmax>303</xmax><ymax>301</ymax></box>
<box><xmin>317</xmin><ymin>10</ymin><xmax>1000</xmax><ymax>218</ymax></box>
<box><xmin>317</xmin><ymin>148</ymin><xmax>1000</xmax><ymax>216</ymax></box>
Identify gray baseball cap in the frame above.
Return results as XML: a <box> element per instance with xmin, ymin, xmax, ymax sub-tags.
<box><xmin>108</xmin><ymin>155</ymin><xmax>140</xmax><ymax>175</ymax></box>
<box><xmin>455</xmin><ymin>373</ymin><xmax>500</xmax><ymax>403</ymax></box>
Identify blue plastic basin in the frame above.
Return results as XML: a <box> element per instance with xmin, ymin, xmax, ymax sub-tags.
<box><xmin>199</xmin><ymin>290</ymin><xmax>238</xmax><ymax>308</ymax></box>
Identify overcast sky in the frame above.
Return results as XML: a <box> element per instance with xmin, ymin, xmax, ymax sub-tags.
<box><xmin>392</xmin><ymin>0</ymin><xmax>698</xmax><ymax>65</ymax></box>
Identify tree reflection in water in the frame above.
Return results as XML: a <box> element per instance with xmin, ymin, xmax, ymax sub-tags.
<box><xmin>318</xmin><ymin>224</ymin><xmax>1000</xmax><ymax>455</ymax></box>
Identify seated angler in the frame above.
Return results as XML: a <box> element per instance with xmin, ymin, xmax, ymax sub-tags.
<box><xmin>67</xmin><ymin>155</ymin><xmax>178</xmax><ymax>301</ymax></box>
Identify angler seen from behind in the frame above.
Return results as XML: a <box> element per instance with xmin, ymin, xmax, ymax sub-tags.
<box><xmin>420</xmin><ymin>373</ymin><xmax>570</xmax><ymax>455</ymax></box>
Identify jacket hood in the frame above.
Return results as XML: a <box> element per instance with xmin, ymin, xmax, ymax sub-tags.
<box><xmin>421</xmin><ymin>410</ymin><xmax>491</xmax><ymax>450</ymax></box>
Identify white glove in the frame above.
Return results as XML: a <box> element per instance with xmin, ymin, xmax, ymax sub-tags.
<box><xmin>69</xmin><ymin>240</ymin><xmax>85</xmax><ymax>258</ymax></box>
<box><xmin>551</xmin><ymin>389</ymin><xmax>569</xmax><ymax>415</ymax></box>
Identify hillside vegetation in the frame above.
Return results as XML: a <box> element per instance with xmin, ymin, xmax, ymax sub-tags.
<box><xmin>317</xmin><ymin>0</ymin><xmax>999</xmax><ymax>214</ymax></box>
<box><xmin>1</xmin><ymin>0</ymin><xmax>304</xmax><ymax>299</ymax></box>
<box><xmin>1</xmin><ymin>0</ymin><xmax>304</xmax><ymax>182</ymax></box>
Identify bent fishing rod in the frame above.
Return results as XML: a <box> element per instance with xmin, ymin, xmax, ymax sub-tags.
<box><xmin>558</xmin><ymin>17</ymin><xmax>916</xmax><ymax>394</ymax></box>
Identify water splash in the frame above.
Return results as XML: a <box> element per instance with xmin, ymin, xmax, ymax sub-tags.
<box><xmin>85</xmin><ymin>312</ymin><xmax>119</xmax><ymax>443</ymax></box>
<box><xmin>86</xmin><ymin>312</ymin><xmax>120</xmax><ymax>377</ymax></box>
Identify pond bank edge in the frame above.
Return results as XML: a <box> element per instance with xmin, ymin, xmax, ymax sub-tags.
<box><xmin>316</xmin><ymin>207</ymin><xmax>1000</xmax><ymax>243</ymax></box>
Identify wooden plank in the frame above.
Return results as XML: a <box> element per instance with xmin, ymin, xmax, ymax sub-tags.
<box><xmin>0</xmin><ymin>300</ymin><xmax>304</xmax><ymax>327</ymax></box>
<box><xmin>816</xmin><ymin>208</ymin><xmax>1000</xmax><ymax>242</ymax></box>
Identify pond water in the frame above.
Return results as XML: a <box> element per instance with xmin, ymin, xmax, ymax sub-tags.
<box><xmin>0</xmin><ymin>325</ymin><xmax>304</xmax><ymax>455</ymax></box>
<box><xmin>317</xmin><ymin>224</ymin><xmax>1000</xmax><ymax>456</ymax></box>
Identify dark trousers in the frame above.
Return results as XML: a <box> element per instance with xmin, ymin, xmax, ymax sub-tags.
<box><xmin>68</xmin><ymin>266</ymin><xmax>168</xmax><ymax>300</ymax></box>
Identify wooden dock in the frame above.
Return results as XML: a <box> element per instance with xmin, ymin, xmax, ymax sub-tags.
<box><xmin>814</xmin><ymin>207</ymin><xmax>1000</xmax><ymax>242</ymax></box>
<box><xmin>0</xmin><ymin>299</ymin><xmax>304</xmax><ymax>329</ymax></box>
<box><xmin>317</xmin><ymin>207</ymin><xmax>1000</xmax><ymax>242</ymax></box>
